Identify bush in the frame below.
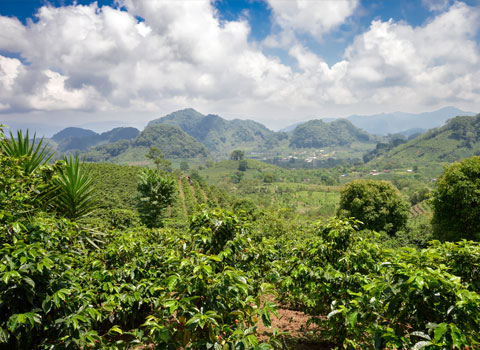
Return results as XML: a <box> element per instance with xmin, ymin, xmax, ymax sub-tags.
<box><xmin>136</xmin><ymin>168</ymin><xmax>176</xmax><ymax>228</ymax></box>
<box><xmin>337</xmin><ymin>180</ymin><xmax>409</xmax><ymax>235</ymax></box>
<box><xmin>431</xmin><ymin>156</ymin><xmax>480</xmax><ymax>241</ymax></box>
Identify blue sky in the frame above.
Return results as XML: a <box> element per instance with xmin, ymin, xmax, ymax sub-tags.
<box><xmin>0</xmin><ymin>0</ymin><xmax>479</xmax><ymax>129</ymax></box>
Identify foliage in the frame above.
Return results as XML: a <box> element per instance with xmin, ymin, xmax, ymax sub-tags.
<box><xmin>290</xmin><ymin>119</ymin><xmax>371</xmax><ymax>148</ymax></box>
<box><xmin>146</xmin><ymin>146</ymin><xmax>172</xmax><ymax>171</ymax></box>
<box><xmin>231</xmin><ymin>150</ymin><xmax>245</xmax><ymax>161</ymax></box>
<box><xmin>180</xmin><ymin>160</ymin><xmax>190</xmax><ymax>171</ymax></box>
<box><xmin>431</xmin><ymin>156</ymin><xmax>480</xmax><ymax>241</ymax></box>
<box><xmin>52</xmin><ymin>127</ymin><xmax>139</xmax><ymax>153</ymax></box>
<box><xmin>50</xmin><ymin>155</ymin><xmax>98</xmax><ymax>220</ymax></box>
<box><xmin>136</xmin><ymin>168</ymin><xmax>176</xmax><ymax>227</ymax></box>
<box><xmin>275</xmin><ymin>218</ymin><xmax>480</xmax><ymax>349</ymax></box>
<box><xmin>0</xmin><ymin>154</ymin><xmax>53</xmax><ymax>222</ymax></box>
<box><xmin>4</xmin><ymin>125</ymin><xmax>480</xmax><ymax>349</ymax></box>
<box><xmin>1</xmin><ymin>129</ymin><xmax>53</xmax><ymax>174</ymax></box>
<box><xmin>238</xmin><ymin>160</ymin><xmax>248</xmax><ymax>171</ymax></box>
<box><xmin>365</xmin><ymin>114</ymin><xmax>480</xmax><ymax>169</ymax></box>
<box><xmin>189</xmin><ymin>208</ymin><xmax>245</xmax><ymax>255</ymax></box>
<box><xmin>135</xmin><ymin>124</ymin><xmax>208</xmax><ymax>158</ymax></box>
<box><xmin>147</xmin><ymin>108</ymin><xmax>274</xmax><ymax>155</ymax></box>
<box><xmin>337</xmin><ymin>180</ymin><xmax>409</xmax><ymax>235</ymax></box>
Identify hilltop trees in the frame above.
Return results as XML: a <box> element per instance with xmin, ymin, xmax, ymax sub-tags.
<box><xmin>337</xmin><ymin>180</ymin><xmax>409</xmax><ymax>235</ymax></box>
<box><xmin>431</xmin><ymin>156</ymin><xmax>480</xmax><ymax>241</ymax></box>
<box><xmin>230</xmin><ymin>150</ymin><xmax>245</xmax><ymax>160</ymax></box>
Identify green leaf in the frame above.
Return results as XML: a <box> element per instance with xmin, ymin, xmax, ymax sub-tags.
<box><xmin>109</xmin><ymin>325</ymin><xmax>123</xmax><ymax>335</ymax></box>
<box><xmin>433</xmin><ymin>323</ymin><xmax>447</xmax><ymax>343</ymax></box>
<box><xmin>348</xmin><ymin>311</ymin><xmax>358</xmax><ymax>328</ymax></box>
<box><xmin>0</xmin><ymin>327</ymin><xmax>9</xmax><ymax>343</ymax></box>
<box><xmin>412</xmin><ymin>341</ymin><xmax>432</xmax><ymax>350</ymax></box>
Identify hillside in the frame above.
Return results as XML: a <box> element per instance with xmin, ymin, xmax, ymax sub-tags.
<box><xmin>147</xmin><ymin>108</ymin><xmax>275</xmax><ymax>156</ymax></box>
<box><xmin>365</xmin><ymin>114</ymin><xmax>480</xmax><ymax>169</ymax></box>
<box><xmin>290</xmin><ymin>119</ymin><xmax>372</xmax><ymax>148</ymax></box>
<box><xmin>347</xmin><ymin>106</ymin><xmax>474</xmax><ymax>135</ymax></box>
<box><xmin>280</xmin><ymin>106</ymin><xmax>474</xmax><ymax>136</ymax></box>
<box><xmin>51</xmin><ymin>126</ymin><xmax>139</xmax><ymax>152</ymax></box>
<box><xmin>85</xmin><ymin>124</ymin><xmax>208</xmax><ymax>163</ymax></box>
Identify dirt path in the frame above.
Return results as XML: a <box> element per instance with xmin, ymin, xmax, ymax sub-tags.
<box><xmin>201</xmin><ymin>188</ymin><xmax>208</xmax><ymax>203</ymax></box>
<box><xmin>257</xmin><ymin>301</ymin><xmax>332</xmax><ymax>350</ymax></box>
<box><xmin>177</xmin><ymin>177</ymin><xmax>188</xmax><ymax>217</ymax></box>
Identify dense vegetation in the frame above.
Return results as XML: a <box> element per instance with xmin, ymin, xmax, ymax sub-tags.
<box><xmin>2</xmin><ymin>123</ymin><xmax>480</xmax><ymax>349</ymax></box>
<box><xmin>85</xmin><ymin>124</ymin><xmax>208</xmax><ymax>163</ymax></box>
<box><xmin>52</xmin><ymin>127</ymin><xmax>139</xmax><ymax>152</ymax></box>
<box><xmin>365</xmin><ymin>114</ymin><xmax>480</xmax><ymax>169</ymax></box>
<box><xmin>147</xmin><ymin>108</ymin><xmax>274</xmax><ymax>156</ymax></box>
<box><xmin>431</xmin><ymin>156</ymin><xmax>480</xmax><ymax>241</ymax></box>
<box><xmin>290</xmin><ymin>119</ymin><xmax>372</xmax><ymax>148</ymax></box>
<box><xmin>337</xmin><ymin>180</ymin><xmax>409</xmax><ymax>235</ymax></box>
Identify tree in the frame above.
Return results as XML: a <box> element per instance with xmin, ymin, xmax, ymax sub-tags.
<box><xmin>431</xmin><ymin>156</ymin><xmax>480</xmax><ymax>241</ymax></box>
<box><xmin>337</xmin><ymin>180</ymin><xmax>409</xmax><ymax>235</ymax></box>
<box><xmin>180</xmin><ymin>160</ymin><xmax>190</xmax><ymax>171</ymax></box>
<box><xmin>136</xmin><ymin>168</ymin><xmax>176</xmax><ymax>228</ymax></box>
<box><xmin>230</xmin><ymin>150</ymin><xmax>245</xmax><ymax>161</ymax></box>
<box><xmin>238</xmin><ymin>160</ymin><xmax>247</xmax><ymax>172</ymax></box>
<box><xmin>146</xmin><ymin>146</ymin><xmax>172</xmax><ymax>172</ymax></box>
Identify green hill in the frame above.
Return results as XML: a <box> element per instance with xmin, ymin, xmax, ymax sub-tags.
<box><xmin>51</xmin><ymin>126</ymin><xmax>139</xmax><ymax>152</ymax></box>
<box><xmin>365</xmin><ymin>114</ymin><xmax>480</xmax><ymax>169</ymax></box>
<box><xmin>85</xmin><ymin>124</ymin><xmax>208</xmax><ymax>163</ymax></box>
<box><xmin>290</xmin><ymin>119</ymin><xmax>372</xmax><ymax>148</ymax></box>
<box><xmin>147</xmin><ymin>108</ymin><xmax>275</xmax><ymax>156</ymax></box>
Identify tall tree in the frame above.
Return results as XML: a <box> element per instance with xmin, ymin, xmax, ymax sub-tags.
<box><xmin>146</xmin><ymin>146</ymin><xmax>172</xmax><ymax>172</ymax></box>
<box><xmin>230</xmin><ymin>150</ymin><xmax>245</xmax><ymax>161</ymax></box>
<box><xmin>431</xmin><ymin>156</ymin><xmax>480</xmax><ymax>241</ymax></box>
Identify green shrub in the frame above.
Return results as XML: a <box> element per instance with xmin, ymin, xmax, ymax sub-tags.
<box><xmin>136</xmin><ymin>168</ymin><xmax>176</xmax><ymax>228</ymax></box>
<box><xmin>337</xmin><ymin>180</ymin><xmax>409</xmax><ymax>235</ymax></box>
<box><xmin>431</xmin><ymin>156</ymin><xmax>480</xmax><ymax>241</ymax></box>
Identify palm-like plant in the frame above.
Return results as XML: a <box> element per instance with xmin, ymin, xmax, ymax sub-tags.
<box><xmin>0</xmin><ymin>129</ymin><xmax>53</xmax><ymax>174</ymax></box>
<box><xmin>51</xmin><ymin>155</ymin><xmax>98</xmax><ymax>220</ymax></box>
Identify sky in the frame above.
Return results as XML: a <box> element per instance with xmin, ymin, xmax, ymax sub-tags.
<box><xmin>1</xmin><ymin>0</ymin><xmax>480</xmax><ymax>131</ymax></box>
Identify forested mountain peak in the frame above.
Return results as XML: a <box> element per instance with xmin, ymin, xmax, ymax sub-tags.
<box><xmin>51</xmin><ymin>127</ymin><xmax>98</xmax><ymax>142</ymax></box>
<box><xmin>147</xmin><ymin>108</ymin><xmax>275</xmax><ymax>155</ymax></box>
<box><xmin>290</xmin><ymin>118</ymin><xmax>372</xmax><ymax>148</ymax></box>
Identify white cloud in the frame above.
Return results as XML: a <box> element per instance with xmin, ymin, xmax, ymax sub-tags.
<box><xmin>422</xmin><ymin>0</ymin><xmax>453</xmax><ymax>12</ymax></box>
<box><xmin>266</xmin><ymin>0</ymin><xmax>359</xmax><ymax>39</ymax></box>
<box><xmin>0</xmin><ymin>0</ymin><xmax>478</xmax><ymax>128</ymax></box>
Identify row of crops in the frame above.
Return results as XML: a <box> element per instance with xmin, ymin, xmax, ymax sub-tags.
<box><xmin>1</xmin><ymin>130</ymin><xmax>480</xmax><ymax>349</ymax></box>
<box><xmin>2</xmin><ymin>202</ymin><xmax>480</xmax><ymax>349</ymax></box>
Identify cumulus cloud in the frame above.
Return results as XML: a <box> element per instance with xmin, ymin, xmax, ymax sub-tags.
<box><xmin>422</xmin><ymin>0</ymin><xmax>453</xmax><ymax>12</ymax></box>
<box><xmin>341</xmin><ymin>2</ymin><xmax>480</xmax><ymax>107</ymax></box>
<box><xmin>0</xmin><ymin>0</ymin><xmax>479</xmax><ymax>127</ymax></box>
<box><xmin>266</xmin><ymin>0</ymin><xmax>359</xmax><ymax>39</ymax></box>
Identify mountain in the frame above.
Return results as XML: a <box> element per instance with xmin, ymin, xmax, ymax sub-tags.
<box><xmin>51</xmin><ymin>126</ymin><xmax>139</xmax><ymax>152</ymax></box>
<box><xmin>346</xmin><ymin>106</ymin><xmax>475</xmax><ymax>136</ymax></box>
<box><xmin>278</xmin><ymin>107</ymin><xmax>475</xmax><ymax>137</ymax></box>
<box><xmin>279</xmin><ymin>122</ymin><xmax>303</xmax><ymax>133</ymax></box>
<box><xmin>289</xmin><ymin>119</ymin><xmax>372</xmax><ymax>148</ymax></box>
<box><xmin>101</xmin><ymin>127</ymin><xmax>140</xmax><ymax>142</ymax></box>
<box><xmin>85</xmin><ymin>124</ymin><xmax>208</xmax><ymax>163</ymax></box>
<box><xmin>365</xmin><ymin>114</ymin><xmax>480</xmax><ymax>168</ymax></box>
<box><xmin>147</xmin><ymin>108</ymin><xmax>275</xmax><ymax>156</ymax></box>
<box><xmin>51</xmin><ymin>127</ymin><xmax>97</xmax><ymax>142</ymax></box>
